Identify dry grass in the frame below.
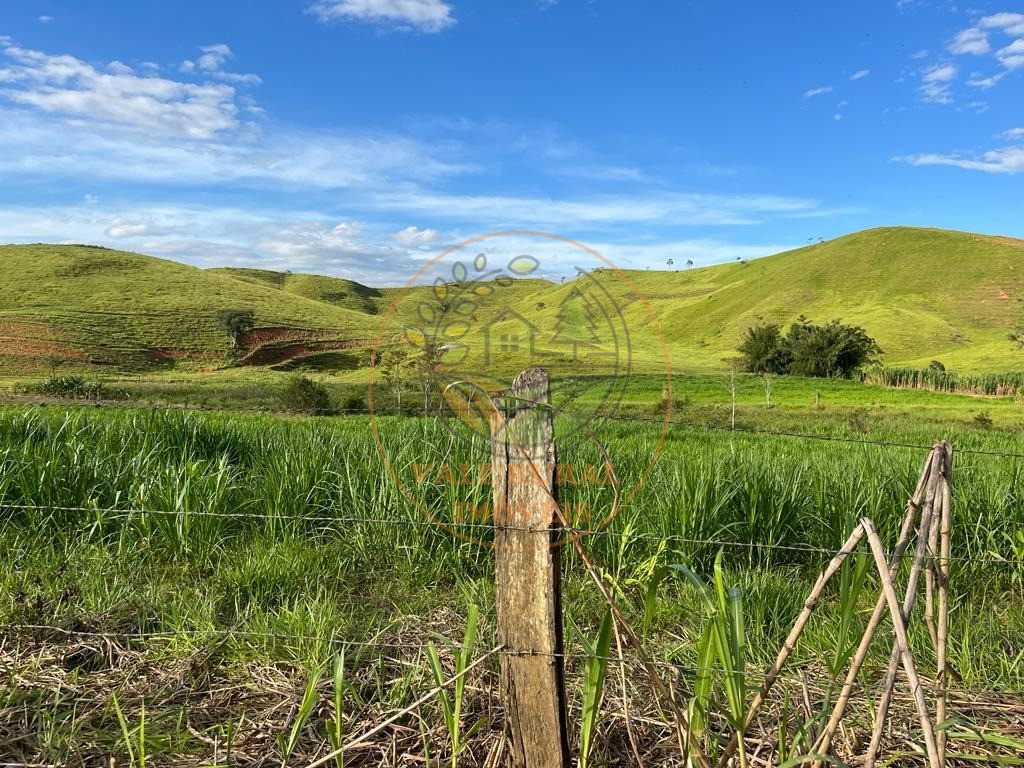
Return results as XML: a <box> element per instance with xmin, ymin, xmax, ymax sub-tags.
<box><xmin>4</xmin><ymin>626</ymin><xmax>1024</xmax><ymax>767</ymax></box>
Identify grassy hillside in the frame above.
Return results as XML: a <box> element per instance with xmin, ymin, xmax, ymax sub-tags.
<box><xmin>1</xmin><ymin>227</ymin><xmax>1022</xmax><ymax>376</ymax></box>
<box><xmin>208</xmin><ymin>267</ymin><xmax>387</xmax><ymax>316</ymax></box>
<box><xmin>609</xmin><ymin>227</ymin><xmax>1024</xmax><ymax>372</ymax></box>
<box><xmin>0</xmin><ymin>244</ymin><xmax>389</xmax><ymax>372</ymax></box>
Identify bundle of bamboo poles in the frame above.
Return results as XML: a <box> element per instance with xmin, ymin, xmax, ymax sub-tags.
<box><xmin>713</xmin><ymin>442</ymin><xmax>954</xmax><ymax>768</ymax></box>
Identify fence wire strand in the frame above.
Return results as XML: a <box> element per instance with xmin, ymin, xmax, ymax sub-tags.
<box><xmin>2</xmin><ymin>501</ymin><xmax>1023</xmax><ymax>566</ymax></box>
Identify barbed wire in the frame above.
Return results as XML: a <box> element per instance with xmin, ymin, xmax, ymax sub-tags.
<box><xmin>3</xmin><ymin>394</ymin><xmax>1024</xmax><ymax>461</ymax></box>
<box><xmin>1</xmin><ymin>501</ymin><xmax>1022</xmax><ymax>566</ymax></box>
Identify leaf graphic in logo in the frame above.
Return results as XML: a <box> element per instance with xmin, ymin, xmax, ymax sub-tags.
<box><xmin>433</xmin><ymin>279</ymin><xmax>448</xmax><ymax>301</ymax></box>
<box><xmin>418</xmin><ymin>304</ymin><xmax>436</xmax><ymax>325</ymax></box>
<box><xmin>508</xmin><ymin>256</ymin><xmax>539</xmax><ymax>275</ymax></box>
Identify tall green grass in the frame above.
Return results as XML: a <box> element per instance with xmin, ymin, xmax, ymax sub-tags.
<box><xmin>2</xmin><ymin>404</ymin><xmax>1024</xmax><ymax>761</ymax></box>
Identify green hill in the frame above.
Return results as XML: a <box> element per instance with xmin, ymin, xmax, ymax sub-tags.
<box><xmin>0</xmin><ymin>244</ymin><xmax>390</xmax><ymax>372</ymax></box>
<box><xmin>1</xmin><ymin>227</ymin><xmax>1022</xmax><ymax>376</ymax></box>
<box><xmin>207</xmin><ymin>267</ymin><xmax>387</xmax><ymax>316</ymax></box>
<box><xmin>610</xmin><ymin>226</ymin><xmax>1024</xmax><ymax>372</ymax></box>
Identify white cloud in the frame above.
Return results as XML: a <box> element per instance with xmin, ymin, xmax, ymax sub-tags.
<box><xmin>0</xmin><ymin>41</ymin><xmax>248</xmax><ymax>139</ymax></box>
<box><xmin>833</xmin><ymin>113</ymin><xmax>843</xmax><ymax>121</ymax></box>
<box><xmin>368</xmin><ymin>189</ymin><xmax>844</xmax><ymax>228</ymax></box>
<box><xmin>898</xmin><ymin>147</ymin><xmax>1024</xmax><ymax>173</ymax></box>
<box><xmin>181</xmin><ymin>44</ymin><xmax>262</xmax><ymax>86</ymax></box>
<box><xmin>308</xmin><ymin>0</ymin><xmax>456</xmax><ymax>32</ymax></box>
<box><xmin>556</xmin><ymin>164</ymin><xmax>651</xmax><ymax>182</ymax></box>
<box><xmin>945</xmin><ymin>13</ymin><xmax>1024</xmax><ymax>89</ymax></box>
<box><xmin>996</xmin><ymin>38</ymin><xmax>1024</xmax><ymax>69</ymax></box>
<box><xmin>850</xmin><ymin>69</ymin><xmax>870</xmax><ymax>80</ymax></box>
<box><xmin>919</xmin><ymin>63</ymin><xmax>957</xmax><ymax>103</ymax></box>
<box><xmin>911</xmin><ymin>49</ymin><xmax>930</xmax><ymax>59</ymax></box>
<box><xmin>804</xmin><ymin>85</ymin><xmax>833</xmax><ymax>98</ymax></box>
<box><xmin>38</xmin><ymin>15</ymin><xmax>54</xmax><ymax>23</ymax></box>
<box><xmin>392</xmin><ymin>225</ymin><xmax>442</xmax><ymax>247</ymax></box>
<box><xmin>196</xmin><ymin>43</ymin><xmax>231</xmax><ymax>71</ymax></box>
<box><xmin>923</xmin><ymin>63</ymin><xmax>957</xmax><ymax>81</ymax></box>
<box><xmin>104</xmin><ymin>219</ymin><xmax>182</xmax><ymax>238</ymax></box>
<box><xmin>0</xmin><ymin>102</ymin><xmax>474</xmax><ymax>189</ymax></box>
<box><xmin>979</xmin><ymin>12</ymin><xmax>1024</xmax><ymax>36</ymax></box>
<box><xmin>1002</xmin><ymin>127</ymin><xmax>1024</xmax><ymax>140</ymax></box>
<box><xmin>968</xmin><ymin>71</ymin><xmax>1007</xmax><ymax>88</ymax></box>
<box><xmin>949</xmin><ymin>27</ymin><xmax>990</xmax><ymax>55</ymax></box>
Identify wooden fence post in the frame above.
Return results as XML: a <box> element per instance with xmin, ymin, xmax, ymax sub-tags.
<box><xmin>491</xmin><ymin>367</ymin><xmax>570</xmax><ymax>768</ymax></box>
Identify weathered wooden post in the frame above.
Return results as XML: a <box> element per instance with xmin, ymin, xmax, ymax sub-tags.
<box><xmin>491</xmin><ymin>367</ymin><xmax>570</xmax><ymax>768</ymax></box>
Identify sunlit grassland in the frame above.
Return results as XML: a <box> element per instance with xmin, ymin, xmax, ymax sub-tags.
<box><xmin>1</xmin><ymin>399</ymin><xmax>1023</xmax><ymax>761</ymax></box>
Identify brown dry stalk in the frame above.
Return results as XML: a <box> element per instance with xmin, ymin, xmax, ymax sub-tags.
<box><xmin>936</xmin><ymin>444</ymin><xmax>953</xmax><ymax>767</ymax></box>
<box><xmin>861</xmin><ymin>517</ymin><xmax>940</xmax><ymax>768</ymax></box>
<box><xmin>864</xmin><ymin>448</ymin><xmax>944</xmax><ymax>767</ymax></box>
<box><xmin>714</xmin><ymin>525</ymin><xmax>867</xmax><ymax>768</ymax></box>
<box><xmin>811</xmin><ymin>446</ymin><xmax>934</xmax><ymax>767</ymax></box>
<box><xmin>303</xmin><ymin>646</ymin><xmax>502</xmax><ymax>768</ymax></box>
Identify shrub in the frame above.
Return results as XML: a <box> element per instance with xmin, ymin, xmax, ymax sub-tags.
<box><xmin>341</xmin><ymin>395</ymin><xmax>366</xmax><ymax>413</ymax></box>
<box><xmin>26</xmin><ymin>376</ymin><xmax>127</xmax><ymax>401</ymax></box>
<box><xmin>279</xmin><ymin>376</ymin><xmax>335</xmax><ymax>414</ymax></box>
<box><xmin>973</xmin><ymin>412</ymin><xmax>994</xmax><ymax>430</ymax></box>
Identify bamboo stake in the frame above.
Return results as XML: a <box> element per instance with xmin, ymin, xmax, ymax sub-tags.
<box><xmin>936</xmin><ymin>444</ymin><xmax>953</xmax><ymax>767</ymax></box>
<box><xmin>810</xmin><ymin>450</ymin><xmax>934</xmax><ymax>766</ymax></box>
<box><xmin>865</xmin><ymin>449</ymin><xmax>944</xmax><ymax>767</ymax></box>
<box><xmin>713</xmin><ymin>526</ymin><xmax>867</xmax><ymax>768</ymax></box>
<box><xmin>924</xmin><ymin>453</ymin><xmax>942</xmax><ymax>652</ymax></box>
<box><xmin>861</xmin><ymin>518</ymin><xmax>941</xmax><ymax>768</ymax></box>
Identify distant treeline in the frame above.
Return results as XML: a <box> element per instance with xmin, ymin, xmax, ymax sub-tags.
<box><xmin>862</xmin><ymin>366</ymin><xmax>1024</xmax><ymax>396</ymax></box>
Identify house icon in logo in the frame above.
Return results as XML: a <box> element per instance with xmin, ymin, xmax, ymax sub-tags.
<box><xmin>481</xmin><ymin>308</ymin><xmax>541</xmax><ymax>366</ymax></box>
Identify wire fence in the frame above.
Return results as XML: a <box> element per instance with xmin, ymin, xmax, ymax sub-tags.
<box><xmin>3</xmin><ymin>393</ymin><xmax>1024</xmax><ymax>461</ymax></box>
<box><xmin>2</xmin><ymin>501</ymin><xmax>1024</xmax><ymax>567</ymax></box>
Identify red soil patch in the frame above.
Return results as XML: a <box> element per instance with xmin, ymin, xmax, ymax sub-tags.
<box><xmin>238</xmin><ymin>327</ymin><xmax>335</xmax><ymax>350</ymax></box>
<box><xmin>0</xmin><ymin>320</ymin><xmax>89</xmax><ymax>362</ymax></box>
<box><xmin>239</xmin><ymin>338</ymin><xmax>377</xmax><ymax>367</ymax></box>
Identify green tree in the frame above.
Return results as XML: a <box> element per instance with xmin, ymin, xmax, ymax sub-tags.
<box><xmin>784</xmin><ymin>318</ymin><xmax>881</xmax><ymax>378</ymax></box>
<box><xmin>737</xmin><ymin>324</ymin><xmax>787</xmax><ymax>374</ymax></box>
<box><xmin>737</xmin><ymin>318</ymin><xmax>881</xmax><ymax>379</ymax></box>
<box><xmin>216</xmin><ymin>309</ymin><xmax>255</xmax><ymax>350</ymax></box>
<box><xmin>375</xmin><ymin>346</ymin><xmax>415</xmax><ymax>411</ymax></box>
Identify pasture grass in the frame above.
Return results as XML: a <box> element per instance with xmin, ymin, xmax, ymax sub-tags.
<box><xmin>1</xmin><ymin>397</ymin><xmax>1023</xmax><ymax>763</ymax></box>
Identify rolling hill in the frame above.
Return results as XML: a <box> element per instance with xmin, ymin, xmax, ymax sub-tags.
<box><xmin>1</xmin><ymin>227</ymin><xmax>1022</xmax><ymax>376</ymax></box>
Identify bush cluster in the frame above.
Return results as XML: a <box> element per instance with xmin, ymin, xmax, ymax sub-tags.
<box><xmin>279</xmin><ymin>375</ymin><xmax>335</xmax><ymax>414</ymax></box>
<box><xmin>23</xmin><ymin>376</ymin><xmax>127</xmax><ymax>401</ymax></box>
<box><xmin>737</xmin><ymin>317</ymin><xmax>881</xmax><ymax>378</ymax></box>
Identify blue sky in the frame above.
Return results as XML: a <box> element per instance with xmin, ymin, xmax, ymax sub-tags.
<box><xmin>1</xmin><ymin>0</ymin><xmax>1022</xmax><ymax>283</ymax></box>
